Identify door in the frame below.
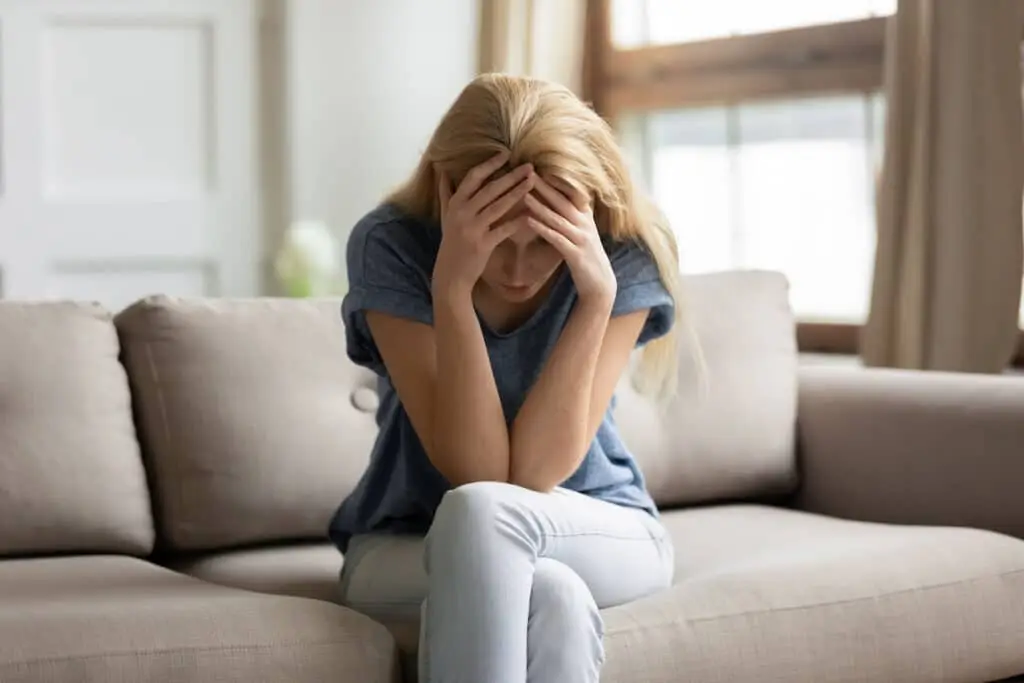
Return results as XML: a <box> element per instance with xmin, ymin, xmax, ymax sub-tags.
<box><xmin>0</xmin><ymin>0</ymin><xmax>262</xmax><ymax>312</ymax></box>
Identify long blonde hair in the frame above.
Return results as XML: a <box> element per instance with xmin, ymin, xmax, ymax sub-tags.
<box><xmin>387</xmin><ymin>73</ymin><xmax>685</xmax><ymax>400</ymax></box>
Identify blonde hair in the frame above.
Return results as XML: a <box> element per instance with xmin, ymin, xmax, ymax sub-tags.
<box><xmin>387</xmin><ymin>73</ymin><xmax>685</xmax><ymax>400</ymax></box>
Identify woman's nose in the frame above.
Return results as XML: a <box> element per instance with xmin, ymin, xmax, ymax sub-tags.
<box><xmin>506</xmin><ymin>251</ymin><xmax>529</xmax><ymax>281</ymax></box>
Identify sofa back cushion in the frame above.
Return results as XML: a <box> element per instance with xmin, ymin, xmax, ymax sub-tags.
<box><xmin>115</xmin><ymin>296</ymin><xmax>378</xmax><ymax>552</ymax></box>
<box><xmin>0</xmin><ymin>301</ymin><xmax>154</xmax><ymax>557</ymax></box>
<box><xmin>614</xmin><ymin>270</ymin><xmax>799</xmax><ymax>508</ymax></box>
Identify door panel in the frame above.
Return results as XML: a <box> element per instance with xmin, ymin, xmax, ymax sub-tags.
<box><xmin>0</xmin><ymin>0</ymin><xmax>261</xmax><ymax>311</ymax></box>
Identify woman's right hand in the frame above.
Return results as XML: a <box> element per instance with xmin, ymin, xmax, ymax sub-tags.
<box><xmin>433</xmin><ymin>150</ymin><xmax>535</xmax><ymax>295</ymax></box>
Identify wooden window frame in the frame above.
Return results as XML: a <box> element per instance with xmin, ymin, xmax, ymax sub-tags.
<box><xmin>584</xmin><ymin>0</ymin><xmax>1024</xmax><ymax>367</ymax></box>
<box><xmin>584</xmin><ymin>0</ymin><xmax>882</xmax><ymax>358</ymax></box>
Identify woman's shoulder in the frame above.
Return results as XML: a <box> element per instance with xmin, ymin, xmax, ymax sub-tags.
<box><xmin>346</xmin><ymin>203</ymin><xmax>442</xmax><ymax>276</ymax></box>
<box><xmin>349</xmin><ymin>202</ymin><xmax>438</xmax><ymax>248</ymax></box>
<box><xmin>605</xmin><ymin>237</ymin><xmax>661</xmax><ymax>287</ymax></box>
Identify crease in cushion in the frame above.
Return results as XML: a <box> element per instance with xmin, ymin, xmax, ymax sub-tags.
<box><xmin>0</xmin><ymin>300</ymin><xmax>154</xmax><ymax>557</ymax></box>
<box><xmin>614</xmin><ymin>270</ymin><xmax>800</xmax><ymax>509</ymax></box>
<box><xmin>598</xmin><ymin>505</ymin><xmax>1024</xmax><ymax>683</ymax></box>
<box><xmin>0</xmin><ymin>555</ymin><xmax>399</xmax><ymax>683</ymax></box>
<box><xmin>115</xmin><ymin>296</ymin><xmax>380</xmax><ymax>552</ymax></box>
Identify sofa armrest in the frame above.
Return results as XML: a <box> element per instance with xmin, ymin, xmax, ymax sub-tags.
<box><xmin>794</xmin><ymin>365</ymin><xmax>1024</xmax><ymax>540</ymax></box>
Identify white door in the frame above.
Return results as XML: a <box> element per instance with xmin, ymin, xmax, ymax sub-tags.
<box><xmin>0</xmin><ymin>0</ymin><xmax>262</xmax><ymax>312</ymax></box>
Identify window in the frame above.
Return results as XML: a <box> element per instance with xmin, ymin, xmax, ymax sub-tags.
<box><xmin>586</xmin><ymin>0</ymin><xmax>892</xmax><ymax>349</ymax></box>
<box><xmin>611</xmin><ymin>0</ymin><xmax>896</xmax><ymax>48</ymax></box>
<box><xmin>620</xmin><ymin>94</ymin><xmax>884</xmax><ymax>322</ymax></box>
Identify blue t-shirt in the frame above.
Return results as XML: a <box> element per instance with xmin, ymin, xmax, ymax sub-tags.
<box><xmin>328</xmin><ymin>202</ymin><xmax>674</xmax><ymax>553</ymax></box>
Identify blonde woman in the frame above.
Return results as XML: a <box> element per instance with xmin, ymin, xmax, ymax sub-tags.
<box><xmin>330</xmin><ymin>73</ymin><xmax>681</xmax><ymax>683</ymax></box>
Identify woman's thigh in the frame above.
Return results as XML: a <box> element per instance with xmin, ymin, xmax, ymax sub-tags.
<box><xmin>340</xmin><ymin>485</ymin><xmax>675</xmax><ymax>614</ymax></box>
<box><xmin>427</xmin><ymin>483</ymin><xmax>675</xmax><ymax>609</ymax></box>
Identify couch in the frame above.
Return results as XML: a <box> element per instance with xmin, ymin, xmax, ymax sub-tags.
<box><xmin>1</xmin><ymin>270</ymin><xmax>1023</xmax><ymax>683</ymax></box>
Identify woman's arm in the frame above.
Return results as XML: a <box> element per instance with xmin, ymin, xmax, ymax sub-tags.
<box><xmin>508</xmin><ymin>175</ymin><xmax>649</xmax><ymax>491</ymax></box>
<box><xmin>431</xmin><ymin>284</ymin><xmax>510</xmax><ymax>483</ymax></box>
<box><xmin>366</xmin><ymin>290</ymin><xmax>510</xmax><ymax>485</ymax></box>
<box><xmin>509</xmin><ymin>301</ymin><xmax>648</xmax><ymax>491</ymax></box>
<box><xmin>366</xmin><ymin>151</ymin><xmax>536</xmax><ymax>486</ymax></box>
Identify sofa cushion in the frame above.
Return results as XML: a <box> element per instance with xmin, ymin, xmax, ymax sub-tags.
<box><xmin>601</xmin><ymin>505</ymin><xmax>1024</xmax><ymax>683</ymax></box>
<box><xmin>191</xmin><ymin>506</ymin><xmax>1024</xmax><ymax>683</ymax></box>
<box><xmin>170</xmin><ymin>542</ymin><xmax>343</xmax><ymax>603</ymax></box>
<box><xmin>0</xmin><ymin>301</ymin><xmax>154</xmax><ymax>557</ymax></box>
<box><xmin>614</xmin><ymin>270</ymin><xmax>799</xmax><ymax>507</ymax></box>
<box><xmin>0</xmin><ymin>555</ymin><xmax>399</xmax><ymax>683</ymax></box>
<box><xmin>115</xmin><ymin>296</ymin><xmax>379</xmax><ymax>552</ymax></box>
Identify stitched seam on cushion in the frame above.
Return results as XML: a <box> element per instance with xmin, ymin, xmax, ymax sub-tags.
<box><xmin>2</xmin><ymin>638</ymin><xmax>391</xmax><ymax>669</ymax></box>
<box><xmin>605</xmin><ymin>566</ymin><xmax>1024</xmax><ymax>635</ymax></box>
<box><xmin>143</xmin><ymin>341</ymin><xmax>177</xmax><ymax>540</ymax></box>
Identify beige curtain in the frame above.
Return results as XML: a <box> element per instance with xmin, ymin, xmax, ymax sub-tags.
<box><xmin>477</xmin><ymin>0</ymin><xmax>588</xmax><ymax>95</ymax></box>
<box><xmin>861</xmin><ymin>0</ymin><xmax>1024</xmax><ymax>372</ymax></box>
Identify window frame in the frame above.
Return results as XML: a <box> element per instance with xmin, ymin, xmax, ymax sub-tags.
<box><xmin>584</xmin><ymin>0</ymin><xmax>884</xmax><ymax>357</ymax></box>
<box><xmin>585</xmin><ymin>0</ymin><xmax>1024</xmax><ymax>367</ymax></box>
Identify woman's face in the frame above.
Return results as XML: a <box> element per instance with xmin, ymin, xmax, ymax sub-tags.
<box><xmin>478</xmin><ymin>197</ymin><xmax>565</xmax><ymax>304</ymax></box>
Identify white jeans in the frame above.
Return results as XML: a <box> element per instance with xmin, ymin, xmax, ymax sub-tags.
<box><xmin>339</xmin><ymin>481</ymin><xmax>675</xmax><ymax>683</ymax></box>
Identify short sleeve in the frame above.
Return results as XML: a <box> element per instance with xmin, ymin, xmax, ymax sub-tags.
<box><xmin>340</xmin><ymin>209</ymin><xmax>436</xmax><ymax>375</ymax></box>
<box><xmin>608</xmin><ymin>240</ymin><xmax>675</xmax><ymax>347</ymax></box>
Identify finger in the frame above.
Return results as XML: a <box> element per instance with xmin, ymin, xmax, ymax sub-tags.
<box><xmin>532</xmin><ymin>175</ymin><xmax>578</xmax><ymax>219</ymax></box>
<box><xmin>550</xmin><ymin>177</ymin><xmax>591</xmax><ymax>213</ymax></box>
<box><xmin>527</xmin><ymin>217</ymin><xmax>575</xmax><ymax>256</ymax></box>
<box><xmin>477</xmin><ymin>175</ymin><xmax>534</xmax><ymax>227</ymax></box>
<box><xmin>453</xmin><ymin>149</ymin><xmax>511</xmax><ymax>203</ymax></box>
<box><xmin>524</xmin><ymin>192</ymin><xmax>581</xmax><ymax>243</ymax></box>
<box><xmin>468</xmin><ymin>163</ymin><xmax>533</xmax><ymax>215</ymax></box>
<box><xmin>437</xmin><ymin>171</ymin><xmax>452</xmax><ymax>216</ymax></box>
<box><xmin>484</xmin><ymin>216</ymin><xmax>528</xmax><ymax>250</ymax></box>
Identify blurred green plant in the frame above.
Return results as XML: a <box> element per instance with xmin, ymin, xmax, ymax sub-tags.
<box><xmin>274</xmin><ymin>220</ymin><xmax>347</xmax><ymax>297</ymax></box>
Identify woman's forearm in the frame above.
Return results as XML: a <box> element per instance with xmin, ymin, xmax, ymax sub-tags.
<box><xmin>509</xmin><ymin>296</ymin><xmax>613</xmax><ymax>490</ymax></box>
<box><xmin>432</xmin><ymin>285</ymin><xmax>510</xmax><ymax>484</ymax></box>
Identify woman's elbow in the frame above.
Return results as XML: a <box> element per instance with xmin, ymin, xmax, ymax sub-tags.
<box><xmin>507</xmin><ymin>458</ymin><xmax>565</xmax><ymax>493</ymax></box>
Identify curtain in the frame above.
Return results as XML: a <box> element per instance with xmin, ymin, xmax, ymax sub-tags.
<box><xmin>861</xmin><ymin>0</ymin><xmax>1024</xmax><ymax>373</ymax></box>
<box><xmin>477</xmin><ymin>0</ymin><xmax>588</xmax><ymax>95</ymax></box>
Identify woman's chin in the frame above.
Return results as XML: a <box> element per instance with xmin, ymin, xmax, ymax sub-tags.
<box><xmin>498</xmin><ymin>283</ymin><xmax>539</xmax><ymax>302</ymax></box>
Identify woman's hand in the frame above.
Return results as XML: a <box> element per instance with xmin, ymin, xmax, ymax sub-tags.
<box><xmin>525</xmin><ymin>177</ymin><xmax>617</xmax><ymax>307</ymax></box>
<box><xmin>433</xmin><ymin>150</ymin><xmax>535</xmax><ymax>296</ymax></box>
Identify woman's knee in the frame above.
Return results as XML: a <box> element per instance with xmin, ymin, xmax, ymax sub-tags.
<box><xmin>428</xmin><ymin>481</ymin><xmax>520</xmax><ymax>539</ymax></box>
<box><xmin>530</xmin><ymin>559</ymin><xmax>601</xmax><ymax>627</ymax></box>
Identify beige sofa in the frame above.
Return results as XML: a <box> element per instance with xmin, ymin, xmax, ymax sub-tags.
<box><xmin>2</xmin><ymin>270</ymin><xmax>1023</xmax><ymax>683</ymax></box>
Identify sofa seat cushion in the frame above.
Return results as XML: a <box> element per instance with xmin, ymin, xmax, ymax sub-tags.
<box><xmin>170</xmin><ymin>543</ymin><xmax>343</xmax><ymax>603</ymax></box>
<box><xmin>0</xmin><ymin>555</ymin><xmax>398</xmax><ymax>683</ymax></box>
<box><xmin>602</xmin><ymin>505</ymin><xmax>1024</xmax><ymax>683</ymax></box>
<box><xmin>164</xmin><ymin>507</ymin><xmax>1024</xmax><ymax>683</ymax></box>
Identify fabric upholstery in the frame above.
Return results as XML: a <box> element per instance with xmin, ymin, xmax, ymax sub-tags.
<box><xmin>115</xmin><ymin>296</ymin><xmax>379</xmax><ymax>551</ymax></box>
<box><xmin>171</xmin><ymin>543</ymin><xmax>343</xmax><ymax>603</ymax></box>
<box><xmin>796</xmin><ymin>365</ymin><xmax>1024</xmax><ymax>540</ymax></box>
<box><xmin>0</xmin><ymin>301</ymin><xmax>153</xmax><ymax>557</ymax></box>
<box><xmin>613</xmin><ymin>270</ymin><xmax>799</xmax><ymax>508</ymax></box>
<box><xmin>603</xmin><ymin>505</ymin><xmax>1024</xmax><ymax>683</ymax></box>
<box><xmin>0</xmin><ymin>555</ymin><xmax>399</xmax><ymax>683</ymax></box>
<box><xmin>169</xmin><ymin>507</ymin><xmax>1024</xmax><ymax>683</ymax></box>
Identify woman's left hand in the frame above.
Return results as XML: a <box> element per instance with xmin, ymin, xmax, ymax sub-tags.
<box><xmin>524</xmin><ymin>177</ymin><xmax>617</xmax><ymax>307</ymax></box>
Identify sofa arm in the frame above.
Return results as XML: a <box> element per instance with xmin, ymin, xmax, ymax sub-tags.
<box><xmin>794</xmin><ymin>364</ymin><xmax>1024</xmax><ymax>540</ymax></box>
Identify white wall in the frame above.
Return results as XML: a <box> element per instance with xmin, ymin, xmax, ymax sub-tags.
<box><xmin>284</xmin><ymin>0</ymin><xmax>478</xmax><ymax>249</ymax></box>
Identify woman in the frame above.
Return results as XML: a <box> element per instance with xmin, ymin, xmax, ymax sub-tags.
<box><xmin>330</xmin><ymin>73</ymin><xmax>683</xmax><ymax>683</ymax></box>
